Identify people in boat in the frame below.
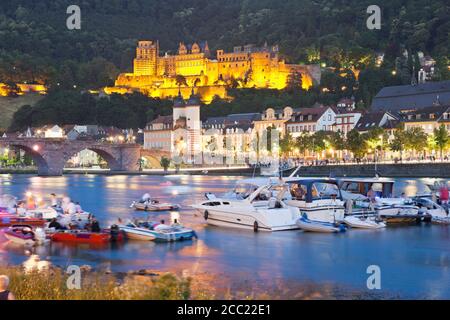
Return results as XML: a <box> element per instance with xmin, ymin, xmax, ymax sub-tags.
<box><xmin>154</xmin><ymin>219</ymin><xmax>171</xmax><ymax>231</ymax></box>
<box><xmin>439</xmin><ymin>184</ymin><xmax>449</xmax><ymax>205</ymax></box>
<box><xmin>90</xmin><ymin>217</ymin><xmax>101</xmax><ymax>233</ymax></box>
<box><xmin>26</xmin><ymin>196</ymin><xmax>36</xmax><ymax>210</ymax></box>
<box><xmin>172</xmin><ymin>219</ymin><xmax>182</xmax><ymax>227</ymax></box>
<box><xmin>291</xmin><ymin>184</ymin><xmax>306</xmax><ymax>201</ymax></box>
<box><xmin>75</xmin><ymin>202</ymin><xmax>83</xmax><ymax>213</ymax></box>
<box><xmin>50</xmin><ymin>193</ymin><xmax>58</xmax><ymax>207</ymax></box>
<box><xmin>367</xmin><ymin>187</ymin><xmax>377</xmax><ymax>203</ymax></box>
<box><xmin>141</xmin><ymin>193</ymin><xmax>151</xmax><ymax>203</ymax></box>
<box><xmin>0</xmin><ymin>275</ymin><xmax>14</xmax><ymax>300</ymax></box>
<box><xmin>48</xmin><ymin>218</ymin><xmax>65</xmax><ymax>230</ymax></box>
<box><xmin>16</xmin><ymin>201</ymin><xmax>27</xmax><ymax>216</ymax></box>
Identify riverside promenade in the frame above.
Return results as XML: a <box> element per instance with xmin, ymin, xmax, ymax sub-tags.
<box><xmin>296</xmin><ymin>162</ymin><xmax>450</xmax><ymax>178</ymax></box>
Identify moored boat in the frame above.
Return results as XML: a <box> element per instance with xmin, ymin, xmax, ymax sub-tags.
<box><xmin>119</xmin><ymin>221</ymin><xmax>197</xmax><ymax>242</ymax></box>
<box><xmin>51</xmin><ymin>229</ymin><xmax>121</xmax><ymax>244</ymax></box>
<box><xmin>192</xmin><ymin>178</ymin><xmax>301</xmax><ymax>232</ymax></box>
<box><xmin>130</xmin><ymin>200</ymin><xmax>180</xmax><ymax>211</ymax></box>
<box><xmin>413</xmin><ymin>197</ymin><xmax>450</xmax><ymax>224</ymax></box>
<box><xmin>4</xmin><ymin>225</ymin><xmax>48</xmax><ymax>246</ymax></box>
<box><xmin>338</xmin><ymin>178</ymin><xmax>420</xmax><ymax>224</ymax></box>
<box><xmin>343</xmin><ymin>215</ymin><xmax>386</xmax><ymax>229</ymax></box>
<box><xmin>119</xmin><ymin>222</ymin><xmax>157</xmax><ymax>241</ymax></box>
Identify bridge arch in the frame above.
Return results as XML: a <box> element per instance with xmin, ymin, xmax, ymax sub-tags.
<box><xmin>0</xmin><ymin>143</ymin><xmax>50</xmax><ymax>173</ymax></box>
<box><xmin>64</xmin><ymin>146</ymin><xmax>122</xmax><ymax>171</ymax></box>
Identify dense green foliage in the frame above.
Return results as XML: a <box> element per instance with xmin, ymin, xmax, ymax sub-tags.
<box><xmin>9</xmin><ymin>91</ymin><xmax>172</xmax><ymax>130</ymax></box>
<box><xmin>0</xmin><ymin>0</ymin><xmax>448</xmax><ymax>87</ymax></box>
<box><xmin>1</xmin><ymin>1</ymin><xmax>449</xmax><ymax>129</ymax></box>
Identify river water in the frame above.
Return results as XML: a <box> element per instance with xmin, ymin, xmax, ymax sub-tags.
<box><xmin>0</xmin><ymin>174</ymin><xmax>449</xmax><ymax>299</ymax></box>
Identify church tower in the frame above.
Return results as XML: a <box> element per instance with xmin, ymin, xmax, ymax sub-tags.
<box><xmin>172</xmin><ymin>89</ymin><xmax>202</xmax><ymax>164</ymax></box>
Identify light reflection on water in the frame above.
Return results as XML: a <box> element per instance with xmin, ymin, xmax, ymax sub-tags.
<box><xmin>0</xmin><ymin>174</ymin><xmax>449</xmax><ymax>298</ymax></box>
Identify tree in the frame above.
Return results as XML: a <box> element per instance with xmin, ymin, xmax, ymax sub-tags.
<box><xmin>279</xmin><ymin>132</ymin><xmax>294</xmax><ymax>157</ymax></box>
<box><xmin>286</xmin><ymin>71</ymin><xmax>303</xmax><ymax>92</ymax></box>
<box><xmin>175</xmin><ymin>75</ymin><xmax>188</xmax><ymax>87</ymax></box>
<box><xmin>160</xmin><ymin>156</ymin><xmax>171</xmax><ymax>171</ymax></box>
<box><xmin>327</xmin><ymin>131</ymin><xmax>346</xmax><ymax>156</ymax></box>
<box><xmin>389</xmin><ymin>127</ymin><xmax>406</xmax><ymax>160</ymax></box>
<box><xmin>346</xmin><ymin>129</ymin><xmax>366</xmax><ymax>159</ymax></box>
<box><xmin>433</xmin><ymin>124</ymin><xmax>449</xmax><ymax>160</ymax></box>
<box><xmin>311</xmin><ymin>131</ymin><xmax>329</xmax><ymax>153</ymax></box>
<box><xmin>295</xmin><ymin>132</ymin><xmax>313</xmax><ymax>157</ymax></box>
<box><xmin>404</xmin><ymin>127</ymin><xmax>428</xmax><ymax>157</ymax></box>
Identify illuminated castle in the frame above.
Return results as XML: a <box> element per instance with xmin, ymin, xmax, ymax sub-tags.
<box><xmin>109</xmin><ymin>40</ymin><xmax>320</xmax><ymax>103</ymax></box>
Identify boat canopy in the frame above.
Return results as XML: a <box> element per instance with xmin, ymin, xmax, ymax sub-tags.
<box><xmin>338</xmin><ymin>178</ymin><xmax>394</xmax><ymax>198</ymax></box>
<box><xmin>281</xmin><ymin>178</ymin><xmax>343</xmax><ymax>203</ymax></box>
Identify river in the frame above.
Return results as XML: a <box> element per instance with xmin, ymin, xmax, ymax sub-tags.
<box><xmin>0</xmin><ymin>174</ymin><xmax>449</xmax><ymax>299</ymax></box>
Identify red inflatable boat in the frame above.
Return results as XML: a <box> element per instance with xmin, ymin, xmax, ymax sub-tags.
<box><xmin>51</xmin><ymin>227</ymin><xmax>123</xmax><ymax>244</ymax></box>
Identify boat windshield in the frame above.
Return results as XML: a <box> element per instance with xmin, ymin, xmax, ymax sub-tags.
<box><xmin>340</xmin><ymin>181</ymin><xmax>392</xmax><ymax>198</ymax></box>
<box><xmin>311</xmin><ymin>182</ymin><xmax>341</xmax><ymax>200</ymax></box>
<box><xmin>230</xmin><ymin>183</ymin><xmax>259</xmax><ymax>199</ymax></box>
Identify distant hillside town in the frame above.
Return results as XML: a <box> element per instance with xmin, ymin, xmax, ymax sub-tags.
<box><xmin>2</xmin><ymin>80</ymin><xmax>450</xmax><ymax>168</ymax></box>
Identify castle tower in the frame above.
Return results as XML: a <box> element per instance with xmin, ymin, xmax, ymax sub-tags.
<box><xmin>133</xmin><ymin>40</ymin><xmax>159</xmax><ymax>76</ymax></box>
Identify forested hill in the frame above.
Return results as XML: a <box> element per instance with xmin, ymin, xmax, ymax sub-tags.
<box><xmin>0</xmin><ymin>0</ymin><xmax>448</xmax><ymax>88</ymax></box>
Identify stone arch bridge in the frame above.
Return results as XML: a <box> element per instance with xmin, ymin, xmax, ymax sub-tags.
<box><xmin>0</xmin><ymin>138</ymin><xmax>142</xmax><ymax>176</ymax></box>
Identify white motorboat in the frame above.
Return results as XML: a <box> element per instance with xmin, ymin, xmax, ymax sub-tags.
<box><xmin>296</xmin><ymin>215</ymin><xmax>346</xmax><ymax>233</ymax></box>
<box><xmin>192</xmin><ymin>178</ymin><xmax>301</xmax><ymax>232</ymax></box>
<box><xmin>130</xmin><ymin>200</ymin><xmax>180</xmax><ymax>211</ymax></box>
<box><xmin>282</xmin><ymin>177</ymin><xmax>346</xmax><ymax>224</ymax></box>
<box><xmin>413</xmin><ymin>197</ymin><xmax>450</xmax><ymax>224</ymax></box>
<box><xmin>4</xmin><ymin>225</ymin><xmax>48</xmax><ymax>246</ymax></box>
<box><xmin>119</xmin><ymin>221</ymin><xmax>197</xmax><ymax>241</ymax></box>
<box><xmin>339</xmin><ymin>178</ymin><xmax>420</xmax><ymax>223</ymax></box>
<box><xmin>343</xmin><ymin>215</ymin><xmax>386</xmax><ymax>229</ymax></box>
<box><xmin>119</xmin><ymin>222</ymin><xmax>157</xmax><ymax>241</ymax></box>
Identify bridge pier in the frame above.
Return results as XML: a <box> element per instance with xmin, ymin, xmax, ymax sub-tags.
<box><xmin>0</xmin><ymin>138</ymin><xmax>142</xmax><ymax>176</ymax></box>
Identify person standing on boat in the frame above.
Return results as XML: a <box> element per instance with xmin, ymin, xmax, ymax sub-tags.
<box><xmin>439</xmin><ymin>184</ymin><xmax>449</xmax><ymax>205</ymax></box>
<box><xmin>74</xmin><ymin>202</ymin><xmax>83</xmax><ymax>213</ymax></box>
<box><xmin>90</xmin><ymin>217</ymin><xmax>101</xmax><ymax>233</ymax></box>
<box><xmin>48</xmin><ymin>218</ymin><xmax>65</xmax><ymax>230</ymax></box>
<box><xmin>50</xmin><ymin>193</ymin><xmax>58</xmax><ymax>207</ymax></box>
<box><xmin>155</xmin><ymin>219</ymin><xmax>171</xmax><ymax>231</ymax></box>
<box><xmin>367</xmin><ymin>187</ymin><xmax>377</xmax><ymax>203</ymax></box>
<box><xmin>0</xmin><ymin>275</ymin><xmax>15</xmax><ymax>300</ymax></box>
<box><xmin>141</xmin><ymin>193</ymin><xmax>151</xmax><ymax>204</ymax></box>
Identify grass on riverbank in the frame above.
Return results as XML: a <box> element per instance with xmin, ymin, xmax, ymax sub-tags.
<box><xmin>0</xmin><ymin>266</ymin><xmax>399</xmax><ymax>300</ymax></box>
<box><xmin>0</xmin><ymin>266</ymin><xmax>191</xmax><ymax>300</ymax></box>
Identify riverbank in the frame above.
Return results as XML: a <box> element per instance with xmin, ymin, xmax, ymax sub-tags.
<box><xmin>296</xmin><ymin>162</ymin><xmax>450</xmax><ymax>178</ymax></box>
<box><xmin>0</xmin><ymin>265</ymin><xmax>398</xmax><ymax>300</ymax></box>
<box><xmin>3</xmin><ymin>162</ymin><xmax>450</xmax><ymax>177</ymax></box>
<box><xmin>0</xmin><ymin>166</ymin><xmax>259</xmax><ymax>176</ymax></box>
